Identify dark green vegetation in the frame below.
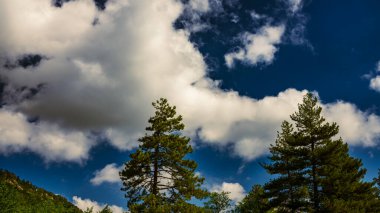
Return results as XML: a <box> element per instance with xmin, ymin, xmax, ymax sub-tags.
<box><xmin>259</xmin><ymin>93</ymin><xmax>380</xmax><ymax>212</ymax></box>
<box><xmin>120</xmin><ymin>98</ymin><xmax>208</xmax><ymax>212</ymax></box>
<box><xmin>236</xmin><ymin>185</ymin><xmax>270</xmax><ymax>213</ymax></box>
<box><xmin>204</xmin><ymin>191</ymin><xmax>232</xmax><ymax>212</ymax></box>
<box><xmin>0</xmin><ymin>169</ymin><xmax>82</xmax><ymax>213</ymax></box>
<box><xmin>83</xmin><ymin>205</ymin><xmax>114</xmax><ymax>213</ymax></box>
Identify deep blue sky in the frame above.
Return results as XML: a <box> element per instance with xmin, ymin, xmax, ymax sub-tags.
<box><xmin>1</xmin><ymin>0</ymin><xmax>380</xmax><ymax>210</ymax></box>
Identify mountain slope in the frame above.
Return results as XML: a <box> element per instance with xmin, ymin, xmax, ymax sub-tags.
<box><xmin>0</xmin><ymin>169</ymin><xmax>82</xmax><ymax>213</ymax></box>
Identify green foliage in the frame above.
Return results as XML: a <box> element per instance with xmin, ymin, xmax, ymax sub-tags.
<box><xmin>289</xmin><ymin>93</ymin><xmax>341</xmax><ymax>211</ymax></box>
<box><xmin>82</xmin><ymin>205</ymin><xmax>114</xmax><ymax>213</ymax></box>
<box><xmin>204</xmin><ymin>191</ymin><xmax>232</xmax><ymax>213</ymax></box>
<box><xmin>83</xmin><ymin>207</ymin><xmax>94</xmax><ymax>213</ymax></box>
<box><xmin>262</xmin><ymin>121</ymin><xmax>309</xmax><ymax>212</ymax></box>
<box><xmin>236</xmin><ymin>185</ymin><xmax>269</xmax><ymax>213</ymax></box>
<box><xmin>319</xmin><ymin>140</ymin><xmax>380</xmax><ymax>212</ymax></box>
<box><xmin>0</xmin><ymin>169</ymin><xmax>82</xmax><ymax>213</ymax></box>
<box><xmin>99</xmin><ymin>205</ymin><xmax>113</xmax><ymax>213</ymax></box>
<box><xmin>120</xmin><ymin>98</ymin><xmax>208</xmax><ymax>212</ymax></box>
<box><xmin>262</xmin><ymin>93</ymin><xmax>380</xmax><ymax>212</ymax></box>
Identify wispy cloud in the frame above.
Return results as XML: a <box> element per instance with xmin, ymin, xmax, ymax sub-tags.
<box><xmin>288</xmin><ymin>0</ymin><xmax>303</xmax><ymax>13</ymax></box>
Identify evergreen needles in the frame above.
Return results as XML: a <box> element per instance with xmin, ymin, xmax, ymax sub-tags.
<box><xmin>119</xmin><ymin>98</ymin><xmax>207</xmax><ymax>212</ymax></box>
<box><xmin>262</xmin><ymin>93</ymin><xmax>380</xmax><ymax>212</ymax></box>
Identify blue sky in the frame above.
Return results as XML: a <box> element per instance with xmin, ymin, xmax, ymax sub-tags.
<box><xmin>1</xmin><ymin>0</ymin><xmax>380</xmax><ymax>211</ymax></box>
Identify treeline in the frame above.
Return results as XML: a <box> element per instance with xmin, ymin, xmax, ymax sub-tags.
<box><xmin>119</xmin><ymin>94</ymin><xmax>380</xmax><ymax>212</ymax></box>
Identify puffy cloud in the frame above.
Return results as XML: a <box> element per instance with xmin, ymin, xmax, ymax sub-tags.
<box><xmin>211</xmin><ymin>182</ymin><xmax>246</xmax><ymax>203</ymax></box>
<box><xmin>370</xmin><ymin>76</ymin><xmax>380</xmax><ymax>92</ymax></box>
<box><xmin>0</xmin><ymin>108</ymin><xmax>93</xmax><ymax>163</ymax></box>
<box><xmin>72</xmin><ymin>196</ymin><xmax>124</xmax><ymax>213</ymax></box>
<box><xmin>323</xmin><ymin>101</ymin><xmax>380</xmax><ymax>146</ymax></box>
<box><xmin>91</xmin><ymin>163</ymin><xmax>122</xmax><ymax>185</ymax></box>
<box><xmin>0</xmin><ymin>0</ymin><xmax>97</xmax><ymax>57</ymax></box>
<box><xmin>0</xmin><ymin>109</ymin><xmax>94</xmax><ymax>163</ymax></box>
<box><xmin>225</xmin><ymin>25</ymin><xmax>285</xmax><ymax>68</ymax></box>
<box><xmin>190</xmin><ymin>88</ymin><xmax>307</xmax><ymax>160</ymax></box>
<box><xmin>1</xmin><ymin>0</ymin><xmax>380</xmax><ymax>163</ymax></box>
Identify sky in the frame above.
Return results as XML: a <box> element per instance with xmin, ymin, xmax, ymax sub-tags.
<box><xmin>1</xmin><ymin>0</ymin><xmax>380</xmax><ymax>211</ymax></box>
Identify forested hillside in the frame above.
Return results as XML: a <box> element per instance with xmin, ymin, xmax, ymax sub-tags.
<box><xmin>0</xmin><ymin>169</ymin><xmax>82</xmax><ymax>213</ymax></box>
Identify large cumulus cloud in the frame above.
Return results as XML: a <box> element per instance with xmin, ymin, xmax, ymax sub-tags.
<box><xmin>0</xmin><ymin>0</ymin><xmax>380</xmax><ymax>163</ymax></box>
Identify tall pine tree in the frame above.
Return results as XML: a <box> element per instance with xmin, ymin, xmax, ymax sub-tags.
<box><xmin>289</xmin><ymin>93</ymin><xmax>340</xmax><ymax>211</ymax></box>
<box><xmin>263</xmin><ymin>121</ymin><xmax>309</xmax><ymax>212</ymax></box>
<box><xmin>263</xmin><ymin>93</ymin><xmax>380</xmax><ymax>212</ymax></box>
<box><xmin>120</xmin><ymin>98</ymin><xmax>207</xmax><ymax>212</ymax></box>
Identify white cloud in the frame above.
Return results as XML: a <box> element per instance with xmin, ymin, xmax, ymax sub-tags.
<box><xmin>190</xmin><ymin>0</ymin><xmax>209</xmax><ymax>13</ymax></box>
<box><xmin>180</xmin><ymin>0</ymin><xmax>211</xmax><ymax>33</ymax></box>
<box><xmin>73</xmin><ymin>196</ymin><xmax>124</xmax><ymax>213</ymax></box>
<box><xmin>0</xmin><ymin>0</ymin><xmax>380</xmax><ymax>163</ymax></box>
<box><xmin>0</xmin><ymin>0</ymin><xmax>97</xmax><ymax>57</ymax></box>
<box><xmin>225</xmin><ymin>25</ymin><xmax>285</xmax><ymax>68</ymax></box>
<box><xmin>211</xmin><ymin>182</ymin><xmax>246</xmax><ymax>203</ymax></box>
<box><xmin>104</xmin><ymin>129</ymin><xmax>139</xmax><ymax>151</ymax></box>
<box><xmin>91</xmin><ymin>163</ymin><xmax>122</xmax><ymax>185</ymax></box>
<box><xmin>0</xmin><ymin>108</ymin><xmax>93</xmax><ymax>163</ymax></box>
<box><xmin>323</xmin><ymin>101</ymin><xmax>380</xmax><ymax>146</ymax></box>
<box><xmin>370</xmin><ymin>76</ymin><xmax>380</xmax><ymax>92</ymax></box>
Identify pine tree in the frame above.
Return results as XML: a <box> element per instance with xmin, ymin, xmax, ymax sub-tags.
<box><xmin>236</xmin><ymin>185</ymin><xmax>269</xmax><ymax>213</ymax></box>
<box><xmin>289</xmin><ymin>93</ymin><xmax>341</xmax><ymax>211</ymax></box>
<box><xmin>320</xmin><ymin>141</ymin><xmax>380</xmax><ymax>212</ymax></box>
<box><xmin>290</xmin><ymin>93</ymin><xmax>380</xmax><ymax>212</ymax></box>
<box><xmin>204</xmin><ymin>191</ymin><xmax>232</xmax><ymax>213</ymax></box>
<box><xmin>99</xmin><ymin>205</ymin><xmax>113</xmax><ymax>213</ymax></box>
<box><xmin>120</xmin><ymin>98</ymin><xmax>207</xmax><ymax>212</ymax></box>
<box><xmin>263</xmin><ymin>93</ymin><xmax>380</xmax><ymax>212</ymax></box>
<box><xmin>262</xmin><ymin>121</ymin><xmax>309</xmax><ymax>212</ymax></box>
